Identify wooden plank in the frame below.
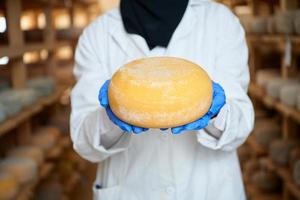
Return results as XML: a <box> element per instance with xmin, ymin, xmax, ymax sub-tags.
<box><xmin>245</xmin><ymin>183</ymin><xmax>282</xmax><ymax>200</ymax></box>
<box><xmin>10</xmin><ymin>58</ymin><xmax>27</xmax><ymax>88</ymax></box>
<box><xmin>280</xmin><ymin>0</ymin><xmax>298</xmax><ymax>11</ymax></box>
<box><xmin>265</xmin><ymin>158</ymin><xmax>300</xmax><ymax>200</ymax></box>
<box><xmin>247</xmin><ymin>136</ymin><xmax>268</xmax><ymax>156</ymax></box>
<box><xmin>6</xmin><ymin>0</ymin><xmax>23</xmax><ymax>46</ymax></box>
<box><xmin>16</xmin><ymin>120</ymin><xmax>31</xmax><ymax>145</ymax></box>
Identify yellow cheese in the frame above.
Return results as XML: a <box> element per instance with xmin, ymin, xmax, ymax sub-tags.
<box><xmin>7</xmin><ymin>146</ymin><xmax>44</xmax><ymax>165</ymax></box>
<box><xmin>108</xmin><ymin>57</ymin><xmax>213</xmax><ymax>128</ymax></box>
<box><xmin>31</xmin><ymin>127</ymin><xmax>60</xmax><ymax>152</ymax></box>
<box><xmin>0</xmin><ymin>172</ymin><xmax>18</xmax><ymax>200</ymax></box>
<box><xmin>0</xmin><ymin>158</ymin><xmax>37</xmax><ymax>184</ymax></box>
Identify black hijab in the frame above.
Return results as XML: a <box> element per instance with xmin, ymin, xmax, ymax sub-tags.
<box><xmin>120</xmin><ymin>0</ymin><xmax>189</xmax><ymax>50</ymax></box>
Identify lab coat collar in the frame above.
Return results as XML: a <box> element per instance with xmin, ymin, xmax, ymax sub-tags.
<box><xmin>107</xmin><ymin>1</ymin><xmax>200</xmax><ymax>57</ymax></box>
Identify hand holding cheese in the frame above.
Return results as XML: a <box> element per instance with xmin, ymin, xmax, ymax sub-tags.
<box><xmin>99</xmin><ymin>57</ymin><xmax>225</xmax><ymax>132</ymax></box>
<box><xmin>99</xmin><ymin>80</ymin><xmax>149</xmax><ymax>134</ymax></box>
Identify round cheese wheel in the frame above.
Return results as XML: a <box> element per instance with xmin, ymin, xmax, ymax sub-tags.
<box><xmin>254</xmin><ymin>118</ymin><xmax>280</xmax><ymax>148</ymax></box>
<box><xmin>256</xmin><ymin>69</ymin><xmax>280</xmax><ymax>89</ymax></box>
<box><xmin>7</xmin><ymin>146</ymin><xmax>44</xmax><ymax>165</ymax></box>
<box><xmin>280</xmin><ymin>84</ymin><xmax>300</xmax><ymax>107</ymax></box>
<box><xmin>252</xmin><ymin>170</ymin><xmax>281</xmax><ymax>192</ymax></box>
<box><xmin>269</xmin><ymin>139</ymin><xmax>299</xmax><ymax>166</ymax></box>
<box><xmin>108</xmin><ymin>57</ymin><xmax>213</xmax><ymax>128</ymax></box>
<box><xmin>295</xmin><ymin>11</ymin><xmax>300</xmax><ymax>35</ymax></box>
<box><xmin>0</xmin><ymin>172</ymin><xmax>18</xmax><ymax>200</ymax></box>
<box><xmin>251</xmin><ymin>17</ymin><xmax>268</xmax><ymax>34</ymax></box>
<box><xmin>31</xmin><ymin>133</ymin><xmax>56</xmax><ymax>152</ymax></box>
<box><xmin>266</xmin><ymin>78</ymin><xmax>298</xmax><ymax>98</ymax></box>
<box><xmin>0</xmin><ymin>158</ymin><xmax>37</xmax><ymax>184</ymax></box>
<box><xmin>275</xmin><ymin>11</ymin><xmax>295</xmax><ymax>34</ymax></box>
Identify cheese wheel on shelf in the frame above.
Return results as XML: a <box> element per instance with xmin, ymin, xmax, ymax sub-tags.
<box><xmin>0</xmin><ymin>172</ymin><xmax>18</xmax><ymax>200</ymax></box>
<box><xmin>254</xmin><ymin>118</ymin><xmax>280</xmax><ymax>148</ymax></box>
<box><xmin>31</xmin><ymin>132</ymin><xmax>57</xmax><ymax>152</ymax></box>
<box><xmin>252</xmin><ymin>170</ymin><xmax>281</xmax><ymax>192</ymax></box>
<box><xmin>295</xmin><ymin>11</ymin><xmax>300</xmax><ymax>35</ymax></box>
<box><xmin>266</xmin><ymin>78</ymin><xmax>298</xmax><ymax>98</ymax></box>
<box><xmin>7</xmin><ymin>146</ymin><xmax>44</xmax><ymax>165</ymax></box>
<box><xmin>36</xmin><ymin>179</ymin><xmax>63</xmax><ymax>200</ymax></box>
<box><xmin>0</xmin><ymin>158</ymin><xmax>37</xmax><ymax>184</ymax></box>
<box><xmin>36</xmin><ymin>126</ymin><xmax>60</xmax><ymax>140</ymax></box>
<box><xmin>108</xmin><ymin>57</ymin><xmax>213</xmax><ymax>128</ymax></box>
<box><xmin>256</xmin><ymin>69</ymin><xmax>280</xmax><ymax>89</ymax></box>
<box><xmin>269</xmin><ymin>139</ymin><xmax>299</xmax><ymax>166</ymax></box>
<box><xmin>275</xmin><ymin>11</ymin><xmax>295</xmax><ymax>34</ymax></box>
<box><xmin>251</xmin><ymin>17</ymin><xmax>268</xmax><ymax>34</ymax></box>
<box><xmin>279</xmin><ymin>84</ymin><xmax>300</xmax><ymax>107</ymax></box>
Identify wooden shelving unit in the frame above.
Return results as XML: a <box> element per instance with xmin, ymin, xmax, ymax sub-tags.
<box><xmin>217</xmin><ymin>0</ymin><xmax>300</xmax><ymax>200</ymax></box>
<box><xmin>0</xmin><ymin>0</ymin><xmax>99</xmax><ymax>199</ymax></box>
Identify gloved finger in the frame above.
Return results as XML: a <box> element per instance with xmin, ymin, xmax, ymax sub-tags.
<box><xmin>185</xmin><ymin>115</ymin><xmax>210</xmax><ymax>130</ymax></box>
<box><xmin>106</xmin><ymin>107</ymin><xmax>132</xmax><ymax>132</ymax></box>
<box><xmin>160</xmin><ymin>128</ymin><xmax>168</xmax><ymax>131</ymax></box>
<box><xmin>171</xmin><ymin>126</ymin><xmax>185</xmax><ymax>134</ymax></box>
<box><xmin>142</xmin><ymin>128</ymin><xmax>149</xmax><ymax>132</ymax></box>
<box><xmin>193</xmin><ymin>118</ymin><xmax>210</xmax><ymax>130</ymax></box>
<box><xmin>133</xmin><ymin>126</ymin><xmax>144</xmax><ymax>134</ymax></box>
<box><xmin>208</xmin><ymin>82</ymin><xmax>226</xmax><ymax>117</ymax></box>
<box><xmin>99</xmin><ymin>80</ymin><xmax>110</xmax><ymax>107</ymax></box>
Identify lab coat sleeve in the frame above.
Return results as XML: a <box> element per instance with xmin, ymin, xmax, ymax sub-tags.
<box><xmin>197</xmin><ymin>6</ymin><xmax>254</xmax><ymax>151</ymax></box>
<box><xmin>70</xmin><ymin>20</ymin><xmax>131</xmax><ymax>163</ymax></box>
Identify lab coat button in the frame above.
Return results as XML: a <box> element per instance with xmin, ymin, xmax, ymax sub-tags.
<box><xmin>165</xmin><ymin>186</ymin><xmax>175</xmax><ymax>194</ymax></box>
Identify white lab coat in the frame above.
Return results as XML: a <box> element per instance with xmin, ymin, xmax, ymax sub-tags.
<box><xmin>70</xmin><ymin>0</ymin><xmax>254</xmax><ymax>199</ymax></box>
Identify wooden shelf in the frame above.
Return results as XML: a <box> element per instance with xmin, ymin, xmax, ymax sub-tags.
<box><xmin>0</xmin><ymin>86</ymin><xmax>65</xmax><ymax>138</ymax></box>
<box><xmin>264</xmin><ymin>158</ymin><xmax>300</xmax><ymax>199</ymax></box>
<box><xmin>246</xmin><ymin>183</ymin><xmax>282</xmax><ymax>200</ymax></box>
<box><xmin>247</xmin><ymin>135</ymin><xmax>268</xmax><ymax>156</ymax></box>
<box><xmin>0</xmin><ymin>41</ymin><xmax>72</xmax><ymax>58</ymax></box>
<box><xmin>249</xmin><ymin>83</ymin><xmax>300</xmax><ymax>124</ymax></box>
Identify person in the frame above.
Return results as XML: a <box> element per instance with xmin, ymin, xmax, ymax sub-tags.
<box><xmin>70</xmin><ymin>0</ymin><xmax>254</xmax><ymax>199</ymax></box>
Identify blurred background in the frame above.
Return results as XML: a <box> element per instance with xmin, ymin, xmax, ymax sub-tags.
<box><xmin>0</xmin><ymin>0</ymin><xmax>299</xmax><ymax>200</ymax></box>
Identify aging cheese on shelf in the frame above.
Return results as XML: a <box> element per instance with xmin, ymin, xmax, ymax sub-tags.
<box><xmin>266</xmin><ymin>78</ymin><xmax>298</xmax><ymax>98</ymax></box>
<box><xmin>0</xmin><ymin>172</ymin><xmax>18</xmax><ymax>200</ymax></box>
<box><xmin>279</xmin><ymin>84</ymin><xmax>300</xmax><ymax>107</ymax></box>
<box><xmin>0</xmin><ymin>157</ymin><xmax>37</xmax><ymax>184</ymax></box>
<box><xmin>108</xmin><ymin>57</ymin><xmax>213</xmax><ymax>128</ymax></box>
<box><xmin>252</xmin><ymin>170</ymin><xmax>281</xmax><ymax>192</ymax></box>
<box><xmin>269</xmin><ymin>139</ymin><xmax>299</xmax><ymax>166</ymax></box>
<box><xmin>254</xmin><ymin>118</ymin><xmax>280</xmax><ymax>148</ymax></box>
<box><xmin>31</xmin><ymin>127</ymin><xmax>60</xmax><ymax>152</ymax></box>
<box><xmin>7</xmin><ymin>146</ymin><xmax>44</xmax><ymax>165</ymax></box>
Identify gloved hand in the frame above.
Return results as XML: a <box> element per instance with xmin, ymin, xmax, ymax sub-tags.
<box><xmin>99</xmin><ymin>80</ymin><xmax>149</xmax><ymax>134</ymax></box>
<box><xmin>171</xmin><ymin>82</ymin><xmax>226</xmax><ymax>134</ymax></box>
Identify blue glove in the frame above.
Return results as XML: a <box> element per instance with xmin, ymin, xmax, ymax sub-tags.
<box><xmin>171</xmin><ymin>82</ymin><xmax>226</xmax><ymax>134</ymax></box>
<box><xmin>99</xmin><ymin>80</ymin><xmax>149</xmax><ymax>134</ymax></box>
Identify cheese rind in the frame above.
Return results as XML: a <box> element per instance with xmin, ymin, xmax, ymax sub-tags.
<box><xmin>0</xmin><ymin>172</ymin><xmax>18</xmax><ymax>200</ymax></box>
<box><xmin>0</xmin><ymin>157</ymin><xmax>37</xmax><ymax>184</ymax></box>
<box><xmin>108</xmin><ymin>57</ymin><xmax>213</xmax><ymax>128</ymax></box>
